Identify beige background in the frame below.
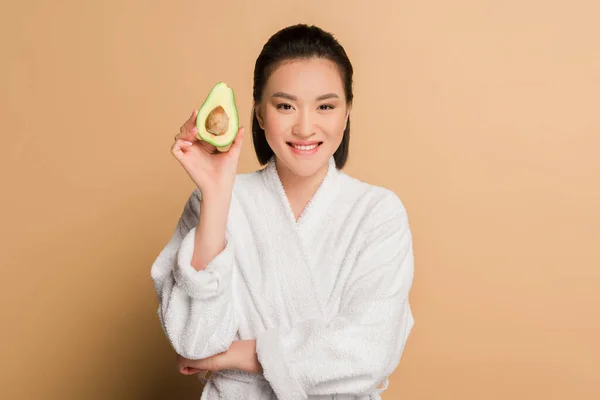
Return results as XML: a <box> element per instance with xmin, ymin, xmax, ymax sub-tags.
<box><xmin>1</xmin><ymin>0</ymin><xmax>599</xmax><ymax>399</ymax></box>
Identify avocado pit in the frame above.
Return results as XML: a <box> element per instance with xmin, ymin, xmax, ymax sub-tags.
<box><xmin>205</xmin><ymin>106</ymin><xmax>229</xmax><ymax>136</ymax></box>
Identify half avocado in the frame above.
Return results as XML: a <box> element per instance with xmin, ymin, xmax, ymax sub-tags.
<box><xmin>195</xmin><ymin>81</ymin><xmax>239</xmax><ymax>152</ymax></box>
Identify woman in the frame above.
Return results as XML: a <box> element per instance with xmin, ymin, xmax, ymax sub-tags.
<box><xmin>151</xmin><ymin>24</ymin><xmax>415</xmax><ymax>400</ymax></box>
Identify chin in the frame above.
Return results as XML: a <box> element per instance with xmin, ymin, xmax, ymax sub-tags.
<box><xmin>285</xmin><ymin>161</ymin><xmax>326</xmax><ymax>178</ymax></box>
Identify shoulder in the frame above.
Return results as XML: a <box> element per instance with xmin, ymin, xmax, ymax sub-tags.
<box><xmin>337</xmin><ymin>172</ymin><xmax>411</xmax><ymax>234</ymax></box>
<box><xmin>233</xmin><ymin>168</ymin><xmax>264</xmax><ymax>188</ymax></box>
<box><xmin>338</xmin><ymin>172</ymin><xmax>408</xmax><ymax>216</ymax></box>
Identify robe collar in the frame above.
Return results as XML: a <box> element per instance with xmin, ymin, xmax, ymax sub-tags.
<box><xmin>261</xmin><ymin>155</ymin><xmax>341</xmax><ymax>228</ymax></box>
<box><xmin>259</xmin><ymin>155</ymin><xmax>341</xmax><ymax>319</ymax></box>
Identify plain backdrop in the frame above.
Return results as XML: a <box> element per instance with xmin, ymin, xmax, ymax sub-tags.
<box><xmin>1</xmin><ymin>1</ymin><xmax>599</xmax><ymax>399</ymax></box>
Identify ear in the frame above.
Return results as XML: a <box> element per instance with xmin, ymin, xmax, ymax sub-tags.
<box><xmin>254</xmin><ymin>103</ymin><xmax>265</xmax><ymax>130</ymax></box>
<box><xmin>344</xmin><ymin>104</ymin><xmax>352</xmax><ymax>130</ymax></box>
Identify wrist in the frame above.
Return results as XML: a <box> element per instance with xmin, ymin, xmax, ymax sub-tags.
<box><xmin>196</xmin><ymin>198</ymin><xmax>229</xmax><ymax>244</ymax></box>
<box><xmin>200</xmin><ymin>184</ymin><xmax>233</xmax><ymax>205</ymax></box>
<box><xmin>200</xmin><ymin>189</ymin><xmax>232</xmax><ymax>214</ymax></box>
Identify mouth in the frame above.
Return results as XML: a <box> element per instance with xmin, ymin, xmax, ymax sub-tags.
<box><xmin>286</xmin><ymin>141</ymin><xmax>323</xmax><ymax>152</ymax></box>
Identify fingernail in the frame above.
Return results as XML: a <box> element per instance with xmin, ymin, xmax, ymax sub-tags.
<box><xmin>184</xmin><ymin>141</ymin><xmax>193</xmax><ymax>146</ymax></box>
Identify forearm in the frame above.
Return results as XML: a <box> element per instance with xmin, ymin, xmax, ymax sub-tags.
<box><xmin>255</xmin><ymin>301</ymin><xmax>413</xmax><ymax>398</ymax></box>
<box><xmin>231</xmin><ymin>340</ymin><xmax>263</xmax><ymax>374</ymax></box>
<box><xmin>179</xmin><ymin>339</ymin><xmax>263</xmax><ymax>375</ymax></box>
<box><xmin>151</xmin><ymin>189</ymin><xmax>238</xmax><ymax>359</ymax></box>
<box><xmin>191</xmin><ymin>192</ymin><xmax>231</xmax><ymax>271</ymax></box>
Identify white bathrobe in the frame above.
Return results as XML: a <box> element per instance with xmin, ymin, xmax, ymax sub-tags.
<box><xmin>150</xmin><ymin>156</ymin><xmax>415</xmax><ymax>400</ymax></box>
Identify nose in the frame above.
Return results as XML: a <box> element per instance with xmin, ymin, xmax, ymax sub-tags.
<box><xmin>291</xmin><ymin>109</ymin><xmax>316</xmax><ymax>138</ymax></box>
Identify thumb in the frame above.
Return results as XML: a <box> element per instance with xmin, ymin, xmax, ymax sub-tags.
<box><xmin>228</xmin><ymin>126</ymin><xmax>245</xmax><ymax>157</ymax></box>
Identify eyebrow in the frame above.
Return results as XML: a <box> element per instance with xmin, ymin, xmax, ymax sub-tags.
<box><xmin>272</xmin><ymin>92</ymin><xmax>340</xmax><ymax>101</ymax></box>
<box><xmin>316</xmin><ymin>93</ymin><xmax>340</xmax><ymax>101</ymax></box>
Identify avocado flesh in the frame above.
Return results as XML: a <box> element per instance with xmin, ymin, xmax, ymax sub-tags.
<box><xmin>195</xmin><ymin>81</ymin><xmax>239</xmax><ymax>152</ymax></box>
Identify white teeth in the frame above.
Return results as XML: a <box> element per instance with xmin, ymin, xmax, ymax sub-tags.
<box><xmin>292</xmin><ymin>144</ymin><xmax>318</xmax><ymax>151</ymax></box>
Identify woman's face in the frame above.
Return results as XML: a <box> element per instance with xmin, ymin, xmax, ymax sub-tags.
<box><xmin>255</xmin><ymin>57</ymin><xmax>350</xmax><ymax>178</ymax></box>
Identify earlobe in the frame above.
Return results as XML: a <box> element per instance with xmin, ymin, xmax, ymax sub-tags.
<box><xmin>254</xmin><ymin>104</ymin><xmax>265</xmax><ymax>130</ymax></box>
<box><xmin>344</xmin><ymin>107</ymin><xmax>351</xmax><ymax>130</ymax></box>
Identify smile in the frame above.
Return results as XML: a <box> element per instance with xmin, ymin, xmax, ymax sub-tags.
<box><xmin>286</xmin><ymin>142</ymin><xmax>323</xmax><ymax>155</ymax></box>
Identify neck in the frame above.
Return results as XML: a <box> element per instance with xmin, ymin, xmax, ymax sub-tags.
<box><xmin>275</xmin><ymin>158</ymin><xmax>330</xmax><ymax>220</ymax></box>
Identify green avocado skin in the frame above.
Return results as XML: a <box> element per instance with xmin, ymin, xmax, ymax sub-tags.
<box><xmin>195</xmin><ymin>81</ymin><xmax>239</xmax><ymax>152</ymax></box>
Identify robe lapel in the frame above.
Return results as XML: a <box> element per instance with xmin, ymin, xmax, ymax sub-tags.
<box><xmin>259</xmin><ymin>157</ymin><xmax>341</xmax><ymax>321</ymax></box>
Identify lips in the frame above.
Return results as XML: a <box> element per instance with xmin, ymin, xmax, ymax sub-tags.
<box><xmin>286</xmin><ymin>141</ymin><xmax>323</xmax><ymax>155</ymax></box>
<box><xmin>288</xmin><ymin>142</ymin><xmax>320</xmax><ymax>150</ymax></box>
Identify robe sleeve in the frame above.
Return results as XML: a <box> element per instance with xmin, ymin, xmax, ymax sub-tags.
<box><xmin>150</xmin><ymin>189</ymin><xmax>237</xmax><ymax>360</ymax></box>
<box><xmin>255</xmin><ymin>193</ymin><xmax>415</xmax><ymax>400</ymax></box>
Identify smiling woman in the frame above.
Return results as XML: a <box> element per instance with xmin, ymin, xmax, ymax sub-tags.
<box><xmin>272</xmin><ymin>90</ymin><xmax>341</xmax><ymax>155</ymax></box>
<box><xmin>253</xmin><ymin>57</ymin><xmax>351</xmax><ymax>179</ymax></box>
<box><xmin>151</xmin><ymin>23</ymin><xmax>415</xmax><ymax>400</ymax></box>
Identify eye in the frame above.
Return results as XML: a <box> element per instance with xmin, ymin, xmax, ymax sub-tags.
<box><xmin>276</xmin><ymin>103</ymin><xmax>294</xmax><ymax>110</ymax></box>
<box><xmin>318</xmin><ymin>104</ymin><xmax>334</xmax><ymax>110</ymax></box>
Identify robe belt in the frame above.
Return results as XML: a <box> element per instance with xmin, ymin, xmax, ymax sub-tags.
<box><xmin>206</xmin><ymin>371</ymin><xmax>383</xmax><ymax>399</ymax></box>
<box><xmin>212</xmin><ymin>369</ymin><xmax>268</xmax><ymax>383</ymax></box>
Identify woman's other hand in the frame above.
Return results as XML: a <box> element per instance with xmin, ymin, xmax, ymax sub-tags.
<box><xmin>177</xmin><ymin>340</ymin><xmax>262</xmax><ymax>375</ymax></box>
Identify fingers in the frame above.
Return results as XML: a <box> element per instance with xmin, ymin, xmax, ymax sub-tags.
<box><xmin>171</xmin><ymin>112</ymin><xmax>243</xmax><ymax>159</ymax></box>
<box><xmin>187</xmin><ymin>108</ymin><xmax>198</xmax><ymax>125</ymax></box>
<box><xmin>198</xmin><ymin>138</ymin><xmax>217</xmax><ymax>155</ymax></box>
<box><xmin>176</xmin><ymin>109</ymin><xmax>199</xmax><ymax>142</ymax></box>
<box><xmin>184</xmin><ymin>108</ymin><xmax>199</xmax><ymax>131</ymax></box>
<box><xmin>177</xmin><ymin>354</ymin><xmax>206</xmax><ymax>375</ymax></box>
<box><xmin>180</xmin><ymin>366</ymin><xmax>205</xmax><ymax>375</ymax></box>
<box><xmin>170</xmin><ymin>138</ymin><xmax>194</xmax><ymax>160</ymax></box>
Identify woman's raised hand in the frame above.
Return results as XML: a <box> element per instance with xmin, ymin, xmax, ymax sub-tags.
<box><xmin>171</xmin><ymin>109</ymin><xmax>244</xmax><ymax>199</ymax></box>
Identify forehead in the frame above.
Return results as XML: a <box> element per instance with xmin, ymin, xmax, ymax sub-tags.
<box><xmin>265</xmin><ymin>58</ymin><xmax>345</xmax><ymax>97</ymax></box>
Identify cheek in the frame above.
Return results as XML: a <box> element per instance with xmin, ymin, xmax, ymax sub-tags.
<box><xmin>323</xmin><ymin>112</ymin><xmax>347</xmax><ymax>137</ymax></box>
<box><xmin>263</xmin><ymin>109</ymin><xmax>291</xmax><ymax>137</ymax></box>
